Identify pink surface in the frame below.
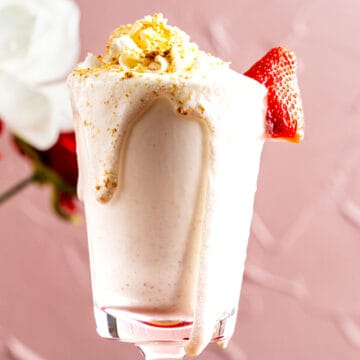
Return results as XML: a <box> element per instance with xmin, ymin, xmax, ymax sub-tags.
<box><xmin>1</xmin><ymin>0</ymin><xmax>360</xmax><ymax>359</ymax></box>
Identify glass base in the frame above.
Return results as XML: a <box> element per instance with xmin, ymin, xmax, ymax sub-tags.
<box><xmin>94</xmin><ymin>306</ymin><xmax>236</xmax><ymax>359</ymax></box>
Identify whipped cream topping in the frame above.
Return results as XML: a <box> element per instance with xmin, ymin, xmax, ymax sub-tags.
<box><xmin>77</xmin><ymin>13</ymin><xmax>225</xmax><ymax>75</ymax></box>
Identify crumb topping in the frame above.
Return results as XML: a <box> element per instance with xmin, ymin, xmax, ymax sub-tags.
<box><xmin>77</xmin><ymin>14</ymin><xmax>200</xmax><ymax>74</ymax></box>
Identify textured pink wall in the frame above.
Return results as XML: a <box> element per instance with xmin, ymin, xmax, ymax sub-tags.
<box><xmin>1</xmin><ymin>0</ymin><xmax>360</xmax><ymax>359</ymax></box>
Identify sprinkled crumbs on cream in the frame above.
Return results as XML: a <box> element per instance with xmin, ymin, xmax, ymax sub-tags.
<box><xmin>76</xmin><ymin>13</ymin><xmax>200</xmax><ymax>75</ymax></box>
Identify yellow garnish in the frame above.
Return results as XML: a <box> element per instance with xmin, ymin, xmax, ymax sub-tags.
<box><xmin>101</xmin><ymin>14</ymin><xmax>198</xmax><ymax>73</ymax></box>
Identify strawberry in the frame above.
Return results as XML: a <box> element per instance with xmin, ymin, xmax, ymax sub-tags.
<box><xmin>244</xmin><ymin>47</ymin><xmax>304</xmax><ymax>142</ymax></box>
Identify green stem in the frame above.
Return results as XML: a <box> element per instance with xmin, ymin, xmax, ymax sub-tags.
<box><xmin>0</xmin><ymin>174</ymin><xmax>35</xmax><ymax>204</ymax></box>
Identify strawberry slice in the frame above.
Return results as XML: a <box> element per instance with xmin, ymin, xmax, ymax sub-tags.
<box><xmin>244</xmin><ymin>47</ymin><xmax>304</xmax><ymax>142</ymax></box>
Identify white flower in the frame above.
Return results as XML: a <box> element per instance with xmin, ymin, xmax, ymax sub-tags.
<box><xmin>0</xmin><ymin>0</ymin><xmax>80</xmax><ymax>149</ymax></box>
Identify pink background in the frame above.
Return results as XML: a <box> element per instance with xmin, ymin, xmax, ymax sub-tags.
<box><xmin>1</xmin><ymin>0</ymin><xmax>360</xmax><ymax>359</ymax></box>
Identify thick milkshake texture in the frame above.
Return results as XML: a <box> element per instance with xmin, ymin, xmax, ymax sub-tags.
<box><xmin>68</xmin><ymin>14</ymin><xmax>267</xmax><ymax>356</ymax></box>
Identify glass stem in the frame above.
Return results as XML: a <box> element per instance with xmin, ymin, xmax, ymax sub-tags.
<box><xmin>137</xmin><ymin>342</ymin><xmax>185</xmax><ymax>360</ymax></box>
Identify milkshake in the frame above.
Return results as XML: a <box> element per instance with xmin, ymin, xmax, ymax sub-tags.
<box><xmin>68</xmin><ymin>14</ymin><xmax>303</xmax><ymax>359</ymax></box>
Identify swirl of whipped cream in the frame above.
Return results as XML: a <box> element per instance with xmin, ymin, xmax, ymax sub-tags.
<box><xmin>99</xmin><ymin>14</ymin><xmax>199</xmax><ymax>73</ymax></box>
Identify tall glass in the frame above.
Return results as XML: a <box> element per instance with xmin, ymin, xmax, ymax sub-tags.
<box><xmin>69</xmin><ymin>71</ymin><xmax>266</xmax><ymax>359</ymax></box>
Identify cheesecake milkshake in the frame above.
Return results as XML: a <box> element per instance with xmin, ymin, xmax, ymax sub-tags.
<box><xmin>68</xmin><ymin>14</ymin><xmax>267</xmax><ymax>358</ymax></box>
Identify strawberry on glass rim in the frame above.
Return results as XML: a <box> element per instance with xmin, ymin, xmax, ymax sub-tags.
<box><xmin>244</xmin><ymin>46</ymin><xmax>304</xmax><ymax>142</ymax></box>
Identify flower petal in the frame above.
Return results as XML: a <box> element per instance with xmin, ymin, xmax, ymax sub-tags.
<box><xmin>38</xmin><ymin>81</ymin><xmax>74</xmax><ymax>132</ymax></box>
<box><xmin>0</xmin><ymin>71</ymin><xmax>58</xmax><ymax>149</ymax></box>
<box><xmin>0</xmin><ymin>3</ymin><xmax>36</xmax><ymax>63</ymax></box>
<box><xmin>0</xmin><ymin>0</ymin><xmax>80</xmax><ymax>83</ymax></box>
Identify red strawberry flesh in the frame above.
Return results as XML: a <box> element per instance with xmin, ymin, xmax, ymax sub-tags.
<box><xmin>244</xmin><ymin>47</ymin><xmax>304</xmax><ymax>142</ymax></box>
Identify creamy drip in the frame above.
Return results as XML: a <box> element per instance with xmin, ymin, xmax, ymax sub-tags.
<box><xmin>70</xmin><ymin>71</ymin><xmax>217</xmax><ymax>204</ymax></box>
<box><xmin>69</xmin><ymin>60</ymin><xmax>266</xmax><ymax>356</ymax></box>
